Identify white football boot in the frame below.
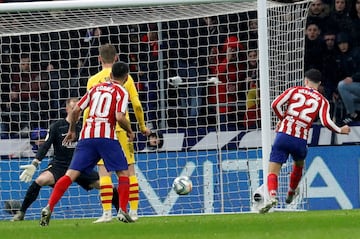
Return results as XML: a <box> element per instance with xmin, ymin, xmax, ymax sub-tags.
<box><xmin>93</xmin><ymin>210</ymin><xmax>112</xmax><ymax>223</ymax></box>
<box><xmin>129</xmin><ymin>210</ymin><xmax>139</xmax><ymax>221</ymax></box>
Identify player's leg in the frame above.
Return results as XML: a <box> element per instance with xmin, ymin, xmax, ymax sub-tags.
<box><xmin>89</xmin><ymin>164</ymin><xmax>115</xmax><ymax>223</ymax></box>
<box><xmin>286</xmin><ymin>145</ymin><xmax>307</xmax><ymax>204</ymax></box>
<box><xmin>285</xmin><ymin>160</ymin><xmax>304</xmax><ymax>204</ymax></box>
<box><xmin>99</xmin><ymin>138</ymin><xmax>133</xmax><ymax>223</ymax></box>
<box><xmin>259</xmin><ymin>161</ymin><xmax>282</xmax><ymax>213</ymax></box>
<box><xmin>40</xmin><ymin>140</ymin><xmax>98</xmax><ymax>226</ymax></box>
<box><xmin>260</xmin><ymin>133</ymin><xmax>289</xmax><ymax>213</ymax></box>
<box><xmin>118</xmin><ymin>131</ymin><xmax>139</xmax><ymax>221</ymax></box>
<box><xmin>12</xmin><ymin>165</ymin><xmax>63</xmax><ymax>221</ymax></box>
<box><xmin>267</xmin><ymin>161</ymin><xmax>282</xmax><ymax>198</ymax></box>
<box><xmin>40</xmin><ymin>169</ymin><xmax>81</xmax><ymax>226</ymax></box>
<box><xmin>115</xmin><ymin>169</ymin><xmax>134</xmax><ymax>223</ymax></box>
<box><xmin>128</xmin><ymin>164</ymin><xmax>139</xmax><ymax>221</ymax></box>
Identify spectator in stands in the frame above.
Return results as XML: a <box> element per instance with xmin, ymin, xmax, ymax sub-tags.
<box><xmin>328</xmin><ymin>0</ymin><xmax>352</xmax><ymax>34</ymax></box>
<box><xmin>307</xmin><ymin>0</ymin><xmax>331</xmax><ymax>32</ymax></box>
<box><xmin>349</xmin><ymin>0</ymin><xmax>360</xmax><ymax>47</ymax></box>
<box><xmin>304</xmin><ymin>22</ymin><xmax>323</xmax><ymax>71</ymax></box>
<box><xmin>336</xmin><ymin>32</ymin><xmax>360</xmax><ymax>124</ymax></box>
<box><xmin>41</xmin><ymin>62</ymin><xmax>61</xmax><ymax>120</ymax></box>
<box><xmin>200</xmin><ymin>16</ymin><xmax>226</xmax><ymax>48</ymax></box>
<box><xmin>177</xmin><ymin>19</ymin><xmax>209</xmax><ymax>127</ymax></box>
<box><xmin>197</xmin><ymin>16</ymin><xmax>225</xmax><ymax>126</ymax></box>
<box><xmin>81</xmin><ymin>27</ymin><xmax>103</xmax><ymax>76</ymax></box>
<box><xmin>320</xmin><ymin>31</ymin><xmax>339</xmax><ymax>101</ymax></box>
<box><xmin>176</xmin><ymin>59</ymin><xmax>203</xmax><ymax>126</ymax></box>
<box><xmin>198</xmin><ymin>16</ymin><xmax>223</xmax><ymax>78</ymax></box>
<box><xmin>243</xmin><ymin>49</ymin><xmax>260</xmax><ymax>129</ymax></box>
<box><xmin>8</xmin><ymin>54</ymin><xmax>43</xmax><ymax>134</ymax></box>
<box><xmin>247</xmin><ymin>11</ymin><xmax>258</xmax><ymax>49</ymax></box>
<box><xmin>334</xmin><ymin>32</ymin><xmax>359</xmax><ymax>83</ymax></box>
<box><xmin>139</xmin><ymin>25</ymin><xmax>162</xmax><ymax>129</ymax></box>
<box><xmin>128</xmin><ymin>32</ymin><xmax>140</xmax><ymax>82</ymax></box>
<box><xmin>0</xmin><ymin>46</ymin><xmax>12</xmax><ymax>138</ymax></box>
<box><xmin>208</xmin><ymin>35</ymin><xmax>247</xmax><ymax>128</ymax></box>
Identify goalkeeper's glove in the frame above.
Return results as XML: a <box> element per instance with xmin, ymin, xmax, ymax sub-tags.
<box><xmin>19</xmin><ymin>159</ymin><xmax>40</xmax><ymax>183</ymax></box>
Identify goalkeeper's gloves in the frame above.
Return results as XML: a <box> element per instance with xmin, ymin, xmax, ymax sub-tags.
<box><xmin>19</xmin><ymin>159</ymin><xmax>40</xmax><ymax>183</ymax></box>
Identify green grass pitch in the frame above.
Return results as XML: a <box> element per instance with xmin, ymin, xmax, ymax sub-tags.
<box><xmin>0</xmin><ymin>210</ymin><xmax>359</xmax><ymax>239</ymax></box>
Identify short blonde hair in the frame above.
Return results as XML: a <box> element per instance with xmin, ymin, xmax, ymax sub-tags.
<box><xmin>99</xmin><ymin>44</ymin><xmax>117</xmax><ymax>64</ymax></box>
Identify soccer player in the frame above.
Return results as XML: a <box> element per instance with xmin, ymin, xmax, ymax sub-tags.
<box><xmin>260</xmin><ymin>68</ymin><xmax>351</xmax><ymax>213</ymax></box>
<box><xmin>84</xmin><ymin>44</ymin><xmax>150</xmax><ymax>223</ymax></box>
<box><xmin>11</xmin><ymin>98</ymin><xmax>120</xmax><ymax>221</ymax></box>
<box><xmin>40</xmin><ymin>62</ymin><xmax>135</xmax><ymax>226</ymax></box>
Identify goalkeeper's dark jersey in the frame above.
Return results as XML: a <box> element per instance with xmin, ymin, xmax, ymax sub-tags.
<box><xmin>36</xmin><ymin>119</ymin><xmax>82</xmax><ymax>168</ymax></box>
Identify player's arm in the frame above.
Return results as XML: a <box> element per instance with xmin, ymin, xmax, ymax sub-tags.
<box><xmin>63</xmin><ymin>92</ymin><xmax>89</xmax><ymax>145</ymax></box>
<box><xmin>116</xmin><ymin>112</ymin><xmax>135</xmax><ymax>142</ymax></box>
<box><xmin>127</xmin><ymin>77</ymin><xmax>150</xmax><ymax>135</ymax></box>
<box><xmin>64</xmin><ymin>104</ymin><xmax>82</xmax><ymax>145</ymax></box>
<box><xmin>318</xmin><ymin>98</ymin><xmax>351</xmax><ymax>134</ymax></box>
<box><xmin>82</xmin><ymin>77</ymin><xmax>95</xmax><ymax>125</ymax></box>
<box><xmin>19</xmin><ymin>125</ymin><xmax>54</xmax><ymax>183</ymax></box>
<box><xmin>271</xmin><ymin>87</ymin><xmax>295</xmax><ymax>121</ymax></box>
<box><xmin>116</xmin><ymin>88</ymin><xmax>135</xmax><ymax>141</ymax></box>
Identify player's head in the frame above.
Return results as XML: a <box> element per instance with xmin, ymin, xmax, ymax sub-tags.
<box><xmin>304</xmin><ymin>68</ymin><xmax>322</xmax><ymax>87</ymax></box>
<box><xmin>99</xmin><ymin>43</ymin><xmax>118</xmax><ymax>65</ymax></box>
<box><xmin>147</xmin><ymin>132</ymin><xmax>164</xmax><ymax>150</ymax></box>
<box><xmin>111</xmin><ymin>62</ymin><xmax>129</xmax><ymax>85</ymax></box>
<box><xmin>65</xmin><ymin>98</ymin><xmax>79</xmax><ymax>112</ymax></box>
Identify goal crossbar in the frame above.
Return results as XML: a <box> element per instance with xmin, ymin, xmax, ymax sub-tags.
<box><xmin>0</xmin><ymin>0</ymin><xmax>292</xmax><ymax>37</ymax></box>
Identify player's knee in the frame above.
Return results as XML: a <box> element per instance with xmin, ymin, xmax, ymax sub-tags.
<box><xmin>35</xmin><ymin>174</ymin><xmax>54</xmax><ymax>186</ymax></box>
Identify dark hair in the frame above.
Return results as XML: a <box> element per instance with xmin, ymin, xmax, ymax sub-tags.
<box><xmin>304</xmin><ymin>68</ymin><xmax>322</xmax><ymax>83</ymax></box>
<box><xmin>111</xmin><ymin>62</ymin><xmax>129</xmax><ymax>80</ymax></box>
<box><xmin>336</xmin><ymin>32</ymin><xmax>349</xmax><ymax>44</ymax></box>
<box><xmin>147</xmin><ymin>132</ymin><xmax>164</xmax><ymax>150</ymax></box>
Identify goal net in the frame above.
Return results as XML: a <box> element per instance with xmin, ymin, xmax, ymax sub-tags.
<box><xmin>0</xmin><ymin>0</ymin><xmax>310</xmax><ymax>220</ymax></box>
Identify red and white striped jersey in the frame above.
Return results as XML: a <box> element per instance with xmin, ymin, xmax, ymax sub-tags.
<box><xmin>271</xmin><ymin>86</ymin><xmax>341</xmax><ymax>140</ymax></box>
<box><xmin>78</xmin><ymin>82</ymin><xmax>129</xmax><ymax>140</ymax></box>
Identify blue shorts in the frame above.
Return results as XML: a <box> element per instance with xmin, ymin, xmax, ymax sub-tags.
<box><xmin>269</xmin><ymin>132</ymin><xmax>307</xmax><ymax>164</ymax></box>
<box><xmin>69</xmin><ymin>138</ymin><xmax>128</xmax><ymax>174</ymax></box>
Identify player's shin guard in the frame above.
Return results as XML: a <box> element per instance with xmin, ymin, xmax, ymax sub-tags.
<box><xmin>118</xmin><ymin>176</ymin><xmax>130</xmax><ymax>212</ymax></box>
<box><xmin>129</xmin><ymin>175</ymin><xmax>139</xmax><ymax>212</ymax></box>
<box><xmin>267</xmin><ymin>173</ymin><xmax>278</xmax><ymax>197</ymax></box>
<box><xmin>48</xmin><ymin>175</ymin><xmax>72</xmax><ymax>211</ymax></box>
<box><xmin>289</xmin><ymin>165</ymin><xmax>303</xmax><ymax>191</ymax></box>
<box><xmin>99</xmin><ymin>176</ymin><xmax>113</xmax><ymax>212</ymax></box>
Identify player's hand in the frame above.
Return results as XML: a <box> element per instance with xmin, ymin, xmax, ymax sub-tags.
<box><xmin>340</xmin><ymin>125</ymin><xmax>351</xmax><ymax>134</ymax></box>
<box><xmin>127</xmin><ymin>131</ymin><xmax>135</xmax><ymax>142</ymax></box>
<box><xmin>19</xmin><ymin>164</ymin><xmax>37</xmax><ymax>183</ymax></box>
<box><xmin>275</xmin><ymin>120</ymin><xmax>282</xmax><ymax>132</ymax></box>
<box><xmin>62</xmin><ymin>131</ymin><xmax>76</xmax><ymax>146</ymax></box>
<box><xmin>141</xmin><ymin>128</ymin><xmax>151</xmax><ymax>137</ymax></box>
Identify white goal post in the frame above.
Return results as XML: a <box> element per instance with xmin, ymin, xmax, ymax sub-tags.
<box><xmin>0</xmin><ymin>0</ymin><xmax>311</xmax><ymax>220</ymax></box>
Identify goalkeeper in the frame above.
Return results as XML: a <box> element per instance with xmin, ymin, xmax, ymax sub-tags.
<box><xmin>11</xmin><ymin>98</ymin><xmax>119</xmax><ymax>221</ymax></box>
<box><xmin>84</xmin><ymin>44</ymin><xmax>150</xmax><ymax>223</ymax></box>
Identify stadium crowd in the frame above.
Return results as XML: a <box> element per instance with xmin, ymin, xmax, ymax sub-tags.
<box><xmin>0</xmin><ymin>0</ymin><xmax>359</xmax><ymax>140</ymax></box>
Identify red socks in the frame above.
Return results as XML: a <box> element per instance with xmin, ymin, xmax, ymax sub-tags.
<box><xmin>48</xmin><ymin>175</ymin><xmax>72</xmax><ymax>212</ymax></box>
<box><xmin>117</xmin><ymin>176</ymin><xmax>130</xmax><ymax>212</ymax></box>
<box><xmin>289</xmin><ymin>165</ymin><xmax>303</xmax><ymax>192</ymax></box>
<box><xmin>267</xmin><ymin>173</ymin><xmax>278</xmax><ymax>197</ymax></box>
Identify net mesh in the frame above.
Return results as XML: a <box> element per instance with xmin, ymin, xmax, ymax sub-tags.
<box><xmin>0</xmin><ymin>0</ymin><xmax>310</xmax><ymax>220</ymax></box>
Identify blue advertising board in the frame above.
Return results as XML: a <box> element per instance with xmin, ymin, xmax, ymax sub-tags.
<box><xmin>1</xmin><ymin>145</ymin><xmax>359</xmax><ymax>220</ymax></box>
